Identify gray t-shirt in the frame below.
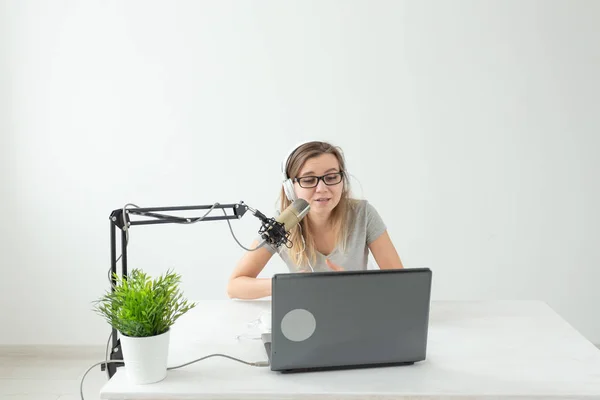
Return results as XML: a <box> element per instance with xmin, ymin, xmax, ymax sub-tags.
<box><xmin>260</xmin><ymin>199</ymin><xmax>387</xmax><ymax>272</ymax></box>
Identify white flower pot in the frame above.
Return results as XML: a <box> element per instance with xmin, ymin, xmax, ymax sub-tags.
<box><xmin>119</xmin><ymin>329</ymin><xmax>170</xmax><ymax>384</ymax></box>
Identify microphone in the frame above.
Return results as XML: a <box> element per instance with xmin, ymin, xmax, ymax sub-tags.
<box><xmin>258</xmin><ymin>198</ymin><xmax>310</xmax><ymax>248</ymax></box>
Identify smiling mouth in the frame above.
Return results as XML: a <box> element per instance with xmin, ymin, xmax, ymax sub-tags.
<box><xmin>314</xmin><ymin>198</ymin><xmax>331</xmax><ymax>203</ymax></box>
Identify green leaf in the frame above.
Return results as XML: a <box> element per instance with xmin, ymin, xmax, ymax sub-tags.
<box><xmin>92</xmin><ymin>268</ymin><xmax>196</xmax><ymax>337</ymax></box>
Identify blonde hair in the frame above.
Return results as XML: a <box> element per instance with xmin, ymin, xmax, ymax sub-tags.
<box><xmin>279</xmin><ymin>141</ymin><xmax>353</xmax><ymax>267</ymax></box>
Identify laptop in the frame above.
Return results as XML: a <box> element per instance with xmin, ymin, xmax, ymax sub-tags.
<box><xmin>261</xmin><ymin>267</ymin><xmax>432</xmax><ymax>373</ymax></box>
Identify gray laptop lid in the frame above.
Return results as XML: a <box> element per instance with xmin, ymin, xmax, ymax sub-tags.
<box><xmin>269</xmin><ymin>267</ymin><xmax>432</xmax><ymax>372</ymax></box>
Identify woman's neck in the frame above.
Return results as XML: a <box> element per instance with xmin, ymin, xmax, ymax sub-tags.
<box><xmin>308</xmin><ymin>212</ymin><xmax>332</xmax><ymax>230</ymax></box>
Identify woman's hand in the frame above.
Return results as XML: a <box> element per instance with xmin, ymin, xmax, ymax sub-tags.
<box><xmin>326</xmin><ymin>259</ymin><xmax>344</xmax><ymax>272</ymax></box>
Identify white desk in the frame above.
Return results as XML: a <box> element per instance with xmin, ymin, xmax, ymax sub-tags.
<box><xmin>100</xmin><ymin>299</ymin><xmax>600</xmax><ymax>399</ymax></box>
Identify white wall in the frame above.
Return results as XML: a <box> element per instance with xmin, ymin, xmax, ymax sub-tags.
<box><xmin>2</xmin><ymin>0</ymin><xmax>599</xmax><ymax>346</ymax></box>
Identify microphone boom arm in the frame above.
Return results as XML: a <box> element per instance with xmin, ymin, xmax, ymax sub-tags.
<box><xmin>110</xmin><ymin>202</ymin><xmax>250</xmax><ymax>229</ymax></box>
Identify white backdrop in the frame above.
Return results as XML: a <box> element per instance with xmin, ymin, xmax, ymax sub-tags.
<box><xmin>1</xmin><ymin>0</ymin><xmax>599</xmax><ymax>346</ymax></box>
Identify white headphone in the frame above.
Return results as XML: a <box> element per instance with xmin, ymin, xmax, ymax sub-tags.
<box><xmin>281</xmin><ymin>141</ymin><xmax>315</xmax><ymax>202</ymax></box>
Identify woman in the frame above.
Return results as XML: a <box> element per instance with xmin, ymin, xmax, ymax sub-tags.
<box><xmin>227</xmin><ymin>141</ymin><xmax>404</xmax><ymax>299</ymax></box>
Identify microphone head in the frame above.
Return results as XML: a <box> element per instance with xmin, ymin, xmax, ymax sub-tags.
<box><xmin>276</xmin><ymin>198</ymin><xmax>310</xmax><ymax>232</ymax></box>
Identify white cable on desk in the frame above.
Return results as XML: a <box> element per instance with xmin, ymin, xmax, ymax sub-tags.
<box><xmin>167</xmin><ymin>353</ymin><xmax>270</xmax><ymax>370</ymax></box>
<box><xmin>80</xmin><ymin>354</ymin><xmax>269</xmax><ymax>400</ymax></box>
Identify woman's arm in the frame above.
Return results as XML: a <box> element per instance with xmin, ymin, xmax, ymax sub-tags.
<box><xmin>368</xmin><ymin>231</ymin><xmax>404</xmax><ymax>270</ymax></box>
<box><xmin>227</xmin><ymin>240</ymin><xmax>274</xmax><ymax>299</ymax></box>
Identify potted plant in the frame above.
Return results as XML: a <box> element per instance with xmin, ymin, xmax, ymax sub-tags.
<box><xmin>93</xmin><ymin>268</ymin><xmax>196</xmax><ymax>384</ymax></box>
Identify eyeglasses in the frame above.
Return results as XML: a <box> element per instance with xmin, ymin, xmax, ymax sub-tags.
<box><xmin>293</xmin><ymin>172</ymin><xmax>344</xmax><ymax>188</ymax></box>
